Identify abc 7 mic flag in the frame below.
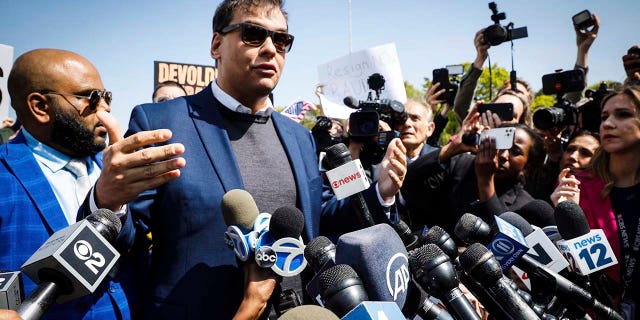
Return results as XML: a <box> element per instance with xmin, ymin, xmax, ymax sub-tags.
<box><xmin>255</xmin><ymin>233</ymin><xmax>307</xmax><ymax>277</ymax></box>
<box><xmin>225</xmin><ymin>212</ymin><xmax>272</xmax><ymax>261</ymax></box>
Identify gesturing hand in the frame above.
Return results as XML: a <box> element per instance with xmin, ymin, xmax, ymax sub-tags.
<box><xmin>377</xmin><ymin>138</ymin><xmax>407</xmax><ymax>202</ymax></box>
<box><xmin>94</xmin><ymin>110</ymin><xmax>186</xmax><ymax>211</ymax></box>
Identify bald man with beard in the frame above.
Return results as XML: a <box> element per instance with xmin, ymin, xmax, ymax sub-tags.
<box><xmin>0</xmin><ymin>49</ymin><xmax>185</xmax><ymax>319</ymax></box>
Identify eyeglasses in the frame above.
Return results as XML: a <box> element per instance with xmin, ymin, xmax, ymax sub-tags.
<box><xmin>43</xmin><ymin>89</ymin><xmax>112</xmax><ymax>112</ymax></box>
<box><xmin>219</xmin><ymin>23</ymin><xmax>294</xmax><ymax>53</ymax></box>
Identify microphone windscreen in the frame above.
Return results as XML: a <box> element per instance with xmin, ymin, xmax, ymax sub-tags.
<box><xmin>408</xmin><ymin>244</ymin><xmax>444</xmax><ymax>274</ymax></box>
<box><xmin>421</xmin><ymin>226</ymin><xmax>447</xmax><ymax>245</ymax></box>
<box><xmin>454</xmin><ymin>213</ymin><xmax>490</xmax><ymax>244</ymax></box>
<box><xmin>221</xmin><ymin>189</ymin><xmax>259</xmax><ymax>231</ymax></box>
<box><xmin>515</xmin><ymin>199</ymin><xmax>556</xmax><ymax>227</ymax></box>
<box><xmin>278</xmin><ymin>305</ymin><xmax>339</xmax><ymax>320</ymax></box>
<box><xmin>343</xmin><ymin>96</ymin><xmax>359</xmax><ymax>108</ymax></box>
<box><xmin>319</xmin><ymin>264</ymin><xmax>359</xmax><ymax>297</ymax></box>
<box><xmin>459</xmin><ymin>243</ymin><xmax>502</xmax><ymax>285</ymax></box>
<box><xmin>499</xmin><ymin>212</ymin><xmax>534</xmax><ymax>236</ymax></box>
<box><xmin>270</xmin><ymin>206</ymin><xmax>305</xmax><ymax>240</ymax></box>
<box><xmin>555</xmin><ymin>201</ymin><xmax>590</xmax><ymax>239</ymax></box>
<box><xmin>335</xmin><ymin>224</ymin><xmax>409</xmax><ymax>309</ymax></box>
<box><xmin>305</xmin><ymin>236</ymin><xmax>335</xmax><ymax>269</ymax></box>
<box><xmin>87</xmin><ymin>208</ymin><xmax>122</xmax><ymax>235</ymax></box>
<box><xmin>325</xmin><ymin>143</ymin><xmax>352</xmax><ymax>168</ymax></box>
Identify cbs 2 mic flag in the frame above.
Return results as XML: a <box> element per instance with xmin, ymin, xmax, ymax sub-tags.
<box><xmin>281</xmin><ymin>100</ymin><xmax>317</xmax><ymax>123</ymax></box>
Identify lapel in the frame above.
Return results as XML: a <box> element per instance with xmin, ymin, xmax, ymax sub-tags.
<box><xmin>187</xmin><ymin>86</ymin><xmax>244</xmax><ymax>192</ymax></box>
<box><xmin>2</xmin><ymin>133</ymin><xmax>67</xmax><ymax>233</ymax></box>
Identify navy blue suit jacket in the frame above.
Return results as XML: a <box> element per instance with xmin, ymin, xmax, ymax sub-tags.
<box><xmin>126</xmin><ymin>85</ymin><xmax>382</xmax><ymax>319</ymax></box>
<box><xmin>0</xmin><ymin>133</ymin><xmax>134</xmax><ymax>319</ymax></box>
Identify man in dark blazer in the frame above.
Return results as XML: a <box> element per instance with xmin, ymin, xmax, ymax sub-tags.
<box><xmin>108</xmin><ymin>1</ymin><xmax>407</xmax><ymax>319</ymax></box>
<box><xmin>0</xmin><ymin>49</ymin><xmax>183</xmax><ymax>319</ymax></box>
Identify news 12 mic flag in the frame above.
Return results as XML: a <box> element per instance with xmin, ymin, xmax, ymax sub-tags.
<box><xmin>281</xmin><ymin>100</ymin><xmax>317</xmax><ymax>123</ymax></box>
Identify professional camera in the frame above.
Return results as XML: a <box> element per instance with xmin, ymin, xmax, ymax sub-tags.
<box><xmin>483</xmin><ymin>2</ymin><xmax>528</xmax><ymax>46</ymax></box>
<box><xmin>580</xmin><ymin>82</ymin><xmax>614</xmax><ymax>133</ymax></box>
<box><xmin>343</xmin><ymin>73</ymin><xmax>406</xmax><ymax>165</ymax></box>
<box><xmin>533</xmin><ymin>69</ymin><xmax>586</xmax><ymax>130</ymax></box>
<box><xmin>344</xmin><ymin>73</ymin><xmax>407</xmax><ymax>138</ymax></box>
<box><xmin>311</xmin><ymin>116</ymin><xmax>343</xmax><ymax>155</ymax></box>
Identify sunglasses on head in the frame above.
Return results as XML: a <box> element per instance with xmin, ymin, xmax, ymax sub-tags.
<box><xmin>43</xmin><ymin>89</ymin><xmax>112</xmax><ymax>111</ymax></box>
<box><xmin>219</xmin><ymin>22</ymin><xmax>294</xmax><ymax>53</ymax></box>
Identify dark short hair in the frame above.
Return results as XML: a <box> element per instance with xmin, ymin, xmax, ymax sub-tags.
<box><xmin>152</xmin><ymin>81</ymin><xmax>187</xmax><ymax>101</ymax></box>
<box><xmin>212</xmin><ymin>0</ymin><xmax>287</xmax><ymax>33</ymax></box>
<box><xmin>500</xmin><ymin>123</ymin><xmax>546</xmax><ymax>183</ymax></box>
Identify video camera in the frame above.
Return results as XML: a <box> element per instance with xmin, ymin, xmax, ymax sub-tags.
<box><xmin>344</xmin><ymin>73</ymin><xmax>407</xmax><ymax>138</ymax></box>
<box><xmin>343</xmin><ymin>73</ymin><xmax>406</xmax><ymax>165</ymax></box>
<box><xmin>483</xmin><ymin>2</ymin><xmax>528</xmax><ymax>46</ymax></box>
<box><xmin>533</xmin><ymin>69</ymin><xmax>586</xmax><ymax>130</ymax></box>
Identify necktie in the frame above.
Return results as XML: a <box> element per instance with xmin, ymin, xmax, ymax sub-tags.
<box><xmin>65</xmin><ymin>158</ymin><xmax>91</xmax><ymax>205</ymax></box>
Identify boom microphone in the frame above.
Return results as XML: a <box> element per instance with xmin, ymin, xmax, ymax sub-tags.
<box><xmin>18</xmin><ymin>209</ymin><xmax>122</xmax><ymax>320</ymax></box>
<box><xmin>409</xmin><ymin>244</ymin><xmax>481</xmax><ymax>320</ymax></box>
<box><xmin>324</xmin><ymin>143</ymin><xmax>374</xmax><ymax>227</ymax></box>
<box><xmin>459</xmin><ymin>243</ymin><xmax>541</xmax><ymax>320</ymax></box>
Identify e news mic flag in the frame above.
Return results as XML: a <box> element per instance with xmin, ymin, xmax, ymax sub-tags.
<box><xmin>281</xmin><ymin>100</ymin><xmax>317</xmax><ymax>123</ymax></box>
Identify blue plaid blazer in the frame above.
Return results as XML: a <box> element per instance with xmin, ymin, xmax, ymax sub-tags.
<box><xmin>0</xmin><ymin>132</ymin><xmax>133</xmax><ymax>319</ymax></box>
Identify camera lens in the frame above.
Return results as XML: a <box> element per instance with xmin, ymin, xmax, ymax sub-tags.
<box><xmin>484</xmin><ymin>25</ymin><xmax>507</xmax><ymax>46</ymax></box>
<box><xmin>533</xmin><ymin>107</ymin><xmax>566</xmax><ymax>130</ymax></box>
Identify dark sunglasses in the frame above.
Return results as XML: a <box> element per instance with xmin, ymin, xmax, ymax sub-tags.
<box><xmin>43</xmin><ymin>89</ymin><xmax>112</xmax><ymax>111</ymax></box>
<box><xmin>220</xmin><ymin>23</ymin><xmax>294</xmax><ymax>53</ymax></box>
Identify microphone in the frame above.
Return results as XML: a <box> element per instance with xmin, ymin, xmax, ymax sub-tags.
<box><xmin>318</xmin><ymin>264</ymin><xmax>368</xmax><ymax>318</ymax></box>
<box><xmin>317</xmin><ymin>264</ymin><xmax>406</xmax><ymax>320</ymax></box>
<box><xmin>421</xmin><ymin>225</ymin><xmax>541</xmax><ymax>319</ymax></box>
<box><xmin>454</xmin><ymin>212</ymin><xmax>624</xmax><ymax>320</ymax></box>
<box><xmin>18</xmin><ymin>209</ymin><xmax>122</xmax><ymax>319</ymax></box>
<box><xmin>554</xmin><ymin>201</ymin><xmax>618</xmax><ymax>275</ymax></box>
<box><xmin>304</xmin><ymin>236</ymin><xmax>337</xmax><ymax>305</ymax></box>
<box><xmin>390</xmin><ymin>219</ymin><xmax>420</xmax><ymax>250</ymax></box>
<box><xmin>221</xmin><ymin>189</ymin><xmax>262</xmax><ymax>261</ymax></box>
<box><xmin>514</xmin><ymin>199</ymin><xmax>556</xmax><ymax>227</ymax></box>
<box><xmin>254</xmin><ymin>206</ymin><xmax>307</xmax><ymax>277</ymax></box>
<box><xmin>335</xmin><ymin>224</ymin><xmax>409</xmax><ymax>309</ymax></box>
<box><xmin>553</xmin><ymin>201</ymin><xmax>618</xmax><ymax>309</ymax></box>
<box><xmin>277</xmin><ymin>305</ymin><xmax>339</xmax><ymax>320</ymax></box>
<box><xmin>459</xmin><ymin>243</ymin><xmax>541</xmax><ymax>320</ymax></box>
<box><xmin>343</xmin><ymin>96</ymin><xmax>359</xmax><ymax>109</ymax></box>
<box><xmin>324</xmin><ymin>143</ymin><xmax>374</xmax><ymax>227</ymax></box>
<box><xmin>408</xmin><ymin>244</ymin><xmax>481</xmax><ymax>320</ymax></box>
<box><xmin>0</xmin><ymin>271</ymin><xmax>23</xmax><ymax>310</ymax></box>
<box><xmin>500</xmin><ymin>212</ymin><xmax>569</xmax><ymax>273</ymax></box>
<box><xmin>455</xmin><ymin>213</ymin><xmax>528</xmax><ymax>271</ymax></box>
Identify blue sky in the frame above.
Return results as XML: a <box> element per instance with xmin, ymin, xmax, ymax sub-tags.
<box><xmin>1</xmin><ymin>1</ymin><xmax>638</xmax><ymax>127</ymax></box>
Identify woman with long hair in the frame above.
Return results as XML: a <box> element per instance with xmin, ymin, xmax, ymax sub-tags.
<box><xmin>573</xmin><ymin>84</ymin><xmax>640</xmax><ymax>318</ymax></box>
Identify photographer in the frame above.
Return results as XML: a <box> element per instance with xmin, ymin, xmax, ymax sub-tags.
<box><xmin>401</xmin><ymin>104</ymin><xmax>550</xmax><ymax>234</ymax></box>
<box><xmin>623</xmin><ymin>45</ymin><xmax>640</xmax><ymax>85</ymax></box>
<box><xmin>452</xmin><ymin>28</ymin><xmax>533</xmax><ymax>127</ymax></box>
